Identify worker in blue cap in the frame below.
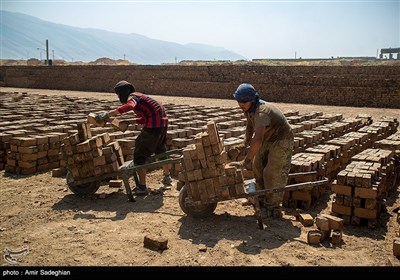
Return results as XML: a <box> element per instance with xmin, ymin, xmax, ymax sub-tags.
<box><xmin>233</xmin><ymin>83</ymin><xmax>294</xmax><ymax>217</ymax></box>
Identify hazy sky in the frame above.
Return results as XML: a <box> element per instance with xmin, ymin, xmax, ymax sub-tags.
<box><xmin>1</xmin><ymin>0</ymin><xmax>399</xmax><ymax>59</ymax></box>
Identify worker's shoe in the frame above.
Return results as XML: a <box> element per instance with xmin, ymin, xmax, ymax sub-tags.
<box><xmin>161</xmin><ymin>174</ymin><xmax>172</xmax><ymax>186</ymax></box>
<box><xmin>133</xmin><ymin>184</ymin><xmax>149</xmax><ymax>196</ymax></box>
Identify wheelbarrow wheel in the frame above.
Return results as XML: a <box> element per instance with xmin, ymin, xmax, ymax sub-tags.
<box><xmin>179</xmin><ymin>185</ymin><xmax>217</xmax><ymax>219</ymax></box>
<box><xmin>68</xmin><ymin>181</ymin><xmax>100</xmax><ymax>196</ymax></box>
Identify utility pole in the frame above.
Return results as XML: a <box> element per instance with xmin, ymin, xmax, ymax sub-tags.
<box><xmin>123</xmin><ymin>54</ymin><xmax>126</xmax><ymax>60</ymax></box>
<box><xmin>52</xmin><ymin>50</ymin><xmax>55</xmax><ymax>60</ymax></box>
<box><xmin>46</xmin><ymin>39</ymin><xmax>49</xmax><ymax>65</ymax></box>
<box><xmin>295</xmin><ymin>51</ymin><xmax>297</xmax><ymax>59</ymax></box>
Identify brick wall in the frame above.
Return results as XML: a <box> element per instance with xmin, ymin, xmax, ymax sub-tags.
<box><xmin>1</xmin><ymin>65</ymin><xmax>399</xmax><ymax>108</ymax></box>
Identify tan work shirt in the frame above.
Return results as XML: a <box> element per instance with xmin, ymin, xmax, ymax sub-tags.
<box><xmin>244</xmin><ymin>101</ymin><xmax>291</xmax><ymax>144</ymax></box>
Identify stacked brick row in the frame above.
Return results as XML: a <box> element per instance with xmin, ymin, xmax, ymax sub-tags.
<box><xmin>61</xmin><ymin>123</ymin><xmax>124</xmax><ymax>181</ymax></box>
<box><xmin>5</xmin><ymin>132</ymin><xmax>67</xmax><ymax>175</ymax></box>
<box><xmin>283</xmin><ymin>152</ymin><xmax>327</xmax><ymax>209</ymax></box>
<box><xmin>179</xmin><ymin>122</ymin><xmax>245</xmax><ymax>204</ymax></box>
<box><xmin>331</xmin><ymin>148</ymin><xmax>396</xmax><ymax>228</ymax></box>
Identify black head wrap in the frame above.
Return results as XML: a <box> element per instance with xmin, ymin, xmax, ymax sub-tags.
<box><xmin>114</xmin><ymin>80</ymin><xmax>135</xmax><ymax>103</ymax></box>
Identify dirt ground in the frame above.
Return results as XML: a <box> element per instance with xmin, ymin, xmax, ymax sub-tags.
<box><xmin>0</xmin><ymin>87</ymin><xmax>399</xmax><ymax>268</ymax></box>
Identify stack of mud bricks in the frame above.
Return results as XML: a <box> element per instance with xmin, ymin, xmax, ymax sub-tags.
<box><xmin>307</xmin><ymin>214</ymin><xmax>344</xmax><ymax>246</ymax></box>
<box><xmin>331</xmin><ymin>148</ymin><xmax>396</xmax><ymax>228</ymax></box>
<box><xmin>357</xmin><ymin>117</ymin><xmax>398</xmax><ymax>143</ymax></box>
<box><xmin>179</xmin><ymin>121</ymin><xmax>245</xmax><ymax>204</ymax></box>
<box><xmin>373</xmin><ymin>130</ymin><xmax>400</xmax><ymax>185</ymax></box>
<box><xmin>326</xmin><ymin>131</ymin><xmax>370</xmax><ymax>169</ymax></box>
<box><xmin>5</xmin><ymin>132</ymin><xmax>67</xmax><ymax>175</ymax></box>
<box><xmin>283</xmin><ymin>152</ymin><xmax>326</xmax><ymax>210</ymax></box>
<box><xmin>61</xmin><ymin>123</ymin><xmax>125</xmax><ymax>181</ymax></box>
<box><xmin>305</xmin><ymin>144</ymin><xmax>342</xmax><ymax>180</ymax></box>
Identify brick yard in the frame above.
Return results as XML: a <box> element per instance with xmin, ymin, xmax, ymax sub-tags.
<box><xmin>0</xmin><ymin>87</ymin><xmax>399</xmax><ymax>266</ymax></box>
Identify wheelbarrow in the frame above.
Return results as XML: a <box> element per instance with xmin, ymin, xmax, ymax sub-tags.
<box><xmin>178</xmin><ymin>171</ymin><xmax>328</xmax><ymax>229</ymax></box>
<box><xmin>66</xmin><ymin>149</ymin><xmax>183</xmax><ymax>202</ymax></box>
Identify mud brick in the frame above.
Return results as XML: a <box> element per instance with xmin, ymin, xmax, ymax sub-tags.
<box><xmin>0</xmin><ymin>133</ymin><xmax>12</xmax><ymax>142</ymax></box>
<box><xmin>102</xmin><ymin>146</ymin><xmax>113</xmax><ymax>155</ymax></box>
<box><xmin>18</xmin><ymin>137</ymin><xmax>37</xmax><ymax>147</ymax></box>
<box><xmin>211</xmin><ymin>143</ymin><xmax>222</xmax><ymax>155</ymax></box>
<box><xmin>354</xmin><ymin>208</ymin><xmax>377</xmax><ymax>219</ymax></box>
<box><xmin>292</xmin><ymin>190</ymin><xmax>312</xmax><ymax>202</ymax></box>
<box><xmin>75</xmin><ymin>140</ymin><xmax>91</xmax><ymax>153</ymax></box>
<box><xmin>109</xmin><ymin>179</ymin><xmax>123</xmax><ymax>188</ymax></box>
<box><xmin>143</xmin><ymin>235</ymin><xmax>168</xmax><ymax>251</ymax></box>
<box><xmin>195</xmin><ymin>143</ymin><xmax>206</xmax><ymax>160</ymax></box>
<box><xmin>228</xmin><ymin>185</ymin><xmax>237</xmax><ymax>198</ymax></box>
<box><xmin>20</xmin><ymin>166</ymin><xmax>36</xmax><ymax>175</ymax></box>
<box><xmin>99</xmin><ymin>133</ymin><xmax>111</xmax><ymax>145</ymax></box>
<box><xmin>37</xmin><ymin>157</ymin><xmax>49</xmax><ymax>165</ymax></box>
<box><xmin>105</xmin><ymin>153</ymin><xmax>117</xmax><ymax>164</ymax></box>
<box><xmin>47</xmin><ymin>148</ymin><xmax>59</xmax><ymax>157</ymax></box>
<box><xmin>315</xmin><ymin>215</ymin><xmax>330</xmax><ymax>231</ymax></box>
<box><xmin>102</xmin><ymin>161</ymin><xmax>119</xmax><ymax>174</ymax></box>
<box><xmin>202</xmin><ymin>134</ymin><xmax>211</xmax><ymax>147</ymax></box>
<box><xmin>361</xmin><ymin>174</ymin><xmax>372</xmax><ymax>188</ymax></box>
<box><xmin>89</xmin><ymin>136</ymin><xmax>103</xmax><ymax>149</ymax></box>
<box><xmin>235</xmin><ymin>170</ymin><xmax>244</xmax><ymax>184</ymax></box>
<box><xmin>205</xmin><ymin>179</ymin><xmax>216</xmax><ymax>198</ymax></box>
<box><xmin>352</xmin><ymin>197</ymin><xmax>361</xmax><ymax>208</ymax></box>
<box><xmin>320</xmin><ymin>230</ymin><xmax>331</xmax><ymax>241</ymax></box>
<box><xmin>48</xmin><ymin>161</ymin><xmax>59</xmax><ymax>169</ymax></box>
<box><xmin>235</xmin><ymin>183</ymin><xmax>245</xmax><ymax>195</ymax></box>
<box><xmin>220</xmin><ymin>186</ymin><xmax>231</xmax><ymax>199</ymax></box>
<box><xmin>206</xmin><ymin>156</ymin><xmax>216</xmax><ymax>168</ymax></box>
<box><xmin>47</xmin><ymin>134</ymin><xmax>59</xmax><ymax>144</ymax></box>
<box><xmin>207</xmin><ymin>122</ymin><xmax>220</xmax><ymax>145</ymax></box>
<box><xmin>93</xmin><ymin>155</ymin><xmax>106</xmax><ymax>166</ymax></box>
<box><xmin>18</xmin><ymin>160</ymin><xmax>36</xmax><ymax>169</ymax></box>
<box><xmin>321</xmin><ymin>213</ymin><xmax>344</xmax><ymax>230</ymax></box>
<box><xmin>110</xmin><ymin>118</ymin><xmax>129</xmax><ymax>132</ymax></box>
<box><xmin>215</xmin><ymin>150</ymin><xmax>227</xmax><ymax>164</ymax></box>
<box><xmin>204</xmin><ymin>146</ymin><xmax>212</xmax><ymax>157</ymax></box>
<box><xmin>343</xmin><ymin>195</ymin><xmax>353</xmax><ymax>207</ymax></box>
<box><xmin>92</xmin><ymin>147</ymin><xmax>103</xmax><ymax>157</ymax></box>
<box><xmin>6</xmin><ymin>158</ymin><xmax>17</xmax><ymax>167</ymax></box>
<box><xmin>364</xmin><ymin>198</ymin><xmax>377</xmax><ymax>210</ymax></box>
<box><xmin>307</xmin><ymin>230</ymin><xmax>321</xmax><ymax>244</ymax></box>
<box><xmin>393</xmin><ymin>238</ymin><xmax>400</xmax><ymax>257</ymax></box>
<box><xmin>18</xmin><ymin>146</ymin><xmax>39</xmax><ymax>154</ymax></box>
<box><xmin>354</xmin><ymin>187</ymin><xmax>378</xmax><ymax>199</ymax></box>
<box><xmin>192</xmin><ymin>159</ymin><xmax>201</xmax><ymax>170</ymax></box>
<box><xmin>331</xmin><ymin>183</ymin><xmax>352</xmax><ymax>196</ymax></box>
<box><xmin>298</xmin><ymin>213</ymin><xmax>314</xmax><ymax>227</ymax></box>
<box><xmin>331</xmin><ymin>230</ymin><xmax>342</xmax><ymax>245</ymax></box>
<box><xmin>19</xmin><ymin>153</ymin><xmax>38</xmax><ymax>162</ymax></box>
<box><xmin>107</xmin><ymin>141</ymin><xmax>120</xmax><ymax>151</ymax></box>
<box><xmin>334</xmin><ymin>194</ymin><xmax>344</xmax><ymax>205</ymax></box>
<box><xmin>68</xmin><ymin>133</ymin><xmax>80</xmax><ymax>145</ymax></box>
<box><xmin>10</xmin><ymin>145</ymin><xmax>18</xmax><ymax>152</ymax></box>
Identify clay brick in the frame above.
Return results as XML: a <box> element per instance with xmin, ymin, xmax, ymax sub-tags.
<box><xmin>299</xmin><ymin>213</ymin><xmax>314</xmax><ymax>227</ymax></box>
<box><xmin>87</xmin><ymin>113</ymin><xmax>106</xmax><ymax>127</ymax></box>
<box><xmin>394</xmin><ymin>238</ymin><xmax>400</xmax><ymax>257</ymax></box>
<box><xmin>143</xmin><ymin>235</ymin><xmax>168</xmax><ymax>251</ymax></box>
<box><xmin>307</xmin><ymin>230</ymin><xmax>321</xmax><ymax>244</ymax></box>
<box><xmin>354</xmin><ymin>187</ymin><xmax>378</xmax><ymax>199</ymax></box>
<box><xmin>331</xmin><ymin>184</ymin><xmax>352</xmax><ymax>196</ymax></box>
<box><xmin>353</xmin><ymin>208</ymin><xmax>377</xmax><ymax>219</ymax></box>
<box><xmin>315</xmin><ymin>215</ymin><xmax>330</xmax><ymax>231</ymax></box>
<box><xmin>321</xmin><ymin>213</ymin><xmax>344</xmax><ymax>230</ymax></box>
<box><xmin>331</xmin><ymin>230</ymin><xmax>342</xmax><ymax>245</ymax></box>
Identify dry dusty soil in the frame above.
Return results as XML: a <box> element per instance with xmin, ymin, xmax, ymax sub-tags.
<box><xmin>0</xmin><ymin>87</ymin><xmax>399</xmax><ymax>271</ymax></box>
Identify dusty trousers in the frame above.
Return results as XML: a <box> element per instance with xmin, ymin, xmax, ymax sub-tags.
<box><xmin>252</xmin><ymin>133</ymin><xmax>294</xmax><ymax>208</ymax></box>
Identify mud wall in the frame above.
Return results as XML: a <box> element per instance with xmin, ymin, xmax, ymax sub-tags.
<box><xmin>1</xmin><ymin>65</ymin><xmax>399</xmax><ymax>108</ymax></box>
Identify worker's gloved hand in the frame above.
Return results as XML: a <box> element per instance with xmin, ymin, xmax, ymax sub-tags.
<box><xmin>95</xmin><ymin>112</ymin><xmax>110</xmax><ymax>122</ymax></box>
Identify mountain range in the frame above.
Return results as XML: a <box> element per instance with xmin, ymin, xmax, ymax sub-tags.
<box><xmin>1</xmin><ymin>10</ymin><xmax>246</xmax><ymax>65</ymax></box>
